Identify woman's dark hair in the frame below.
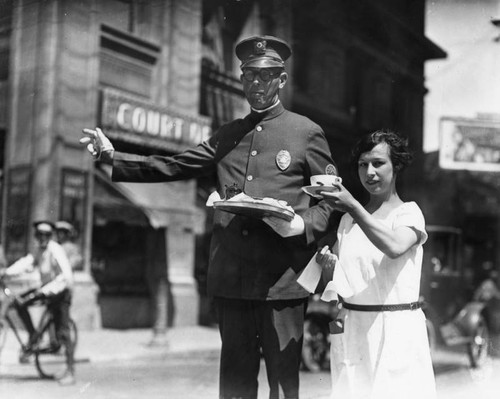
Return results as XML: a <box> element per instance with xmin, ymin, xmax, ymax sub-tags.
<box><xmin>351</xmin><ymin>130</ymin><xmax>414</xmax><ymax>173</ymax></box>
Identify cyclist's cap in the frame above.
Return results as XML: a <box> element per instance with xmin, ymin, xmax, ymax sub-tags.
<box><xmin>236</xmin><ymin>35</ymin><xmax>291</xmax><ymax>69</ymax></box>
<box><xmin>33</xmin><ymin>220</ymin><xmax>55</xmax><ymax>234</ymax></box>
<box><xmin>55</xmin><ymin>221</ymin><xmax>74</xmax><ymax>232</ymax></box>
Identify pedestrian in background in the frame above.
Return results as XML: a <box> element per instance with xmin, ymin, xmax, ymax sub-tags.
<box><xmin>315</xmin><ymin>131</ymin><xmax>435</xmax><ymax>399</ymax></box>
<box><xmin>81</xmin><ymin>35</ymin><xmax>337</xmax><ymax>399</ymax></box>
<box><xmin>1</xmin><ymin>221</ymin><xmax>76</xmax><ymax>385</ymax></box>
<box><xmin>55</xmin><ymin>221</ymin><xmax>84</xmax><ymax>271</ymax></box>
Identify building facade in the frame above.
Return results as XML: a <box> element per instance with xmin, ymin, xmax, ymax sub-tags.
<box><xmin>0</xmin><ymin>0</ymin><xmax>444</xmax><ymax>331</ymax></box>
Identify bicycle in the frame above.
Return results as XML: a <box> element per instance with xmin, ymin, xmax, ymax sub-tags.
<box><xmin>0</xmin><ymin>276</ymin><xmax>78</xmax><ymax>379</ymax></box>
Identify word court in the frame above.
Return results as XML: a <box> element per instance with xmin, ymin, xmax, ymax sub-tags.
<box><xmin>101</xmin><ymin>88</ymin><xmax>212</xmax><ymax>149</ymax></box>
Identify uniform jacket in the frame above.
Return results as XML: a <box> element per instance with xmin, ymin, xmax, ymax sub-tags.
<box><xmin>112</xmin><ymin>102</ymin><xmax>337</xmax><ymax>300</ymax></box>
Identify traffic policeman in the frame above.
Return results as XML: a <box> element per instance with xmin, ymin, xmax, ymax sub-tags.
<box><xmin>81</xmin><ymin>35</ymin><xmax>338</xmax><ymax>399</ymax></box>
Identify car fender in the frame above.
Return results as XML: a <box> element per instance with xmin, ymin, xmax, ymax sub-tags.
<box><xmin>453</xmin><ymin>301</ymin><xmax>487</xmax><ymax>336</ymax></box>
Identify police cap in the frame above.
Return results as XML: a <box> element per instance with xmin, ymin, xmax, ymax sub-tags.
<box><xmin>235</xmin><ymin>35</ymin><xmax>292</xmax><ymax>69</ymax></box>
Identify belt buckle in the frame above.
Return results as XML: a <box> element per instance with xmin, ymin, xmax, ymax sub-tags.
<box><xmin>410</xmin><ymin>302</ymin><xmax>418</xmax><ymax>311</ymax></box>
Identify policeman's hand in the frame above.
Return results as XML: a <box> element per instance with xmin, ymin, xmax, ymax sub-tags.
<box><xmin>262</xmin><ymin>214</ymin><xmax>305</xmax><ymax>237</ymax></box>
<box><xmin>80</xmin><ymin>127</ymin><xmax>114</xmax><ymax>164</ymax></box>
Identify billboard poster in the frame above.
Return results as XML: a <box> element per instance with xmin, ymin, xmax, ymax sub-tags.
<box><xmin>439</xmin><ymin>117</ymin><xmax>500</xmax><ymax>171</ymax></box>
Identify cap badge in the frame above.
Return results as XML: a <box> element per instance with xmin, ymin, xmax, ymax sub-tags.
<box><xmin>325</xmin><ymin>164</ymin><xmax>338</xmax><ymax>175</ymax></box>
<box><xmin>254</xmin><ymin>40</ymin><xmax>267</xmax><ymax>55</ymax></box>
<box><xmin>276</xmin><ymin>150</ymin><xmax>291</xmax><ymax>171</ymax></box>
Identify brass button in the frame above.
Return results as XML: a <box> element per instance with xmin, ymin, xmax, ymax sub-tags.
<box><xmin>242</xmin><ymin>230</ymin><xmax>249</xmax><ymax>236</ymax></box>
<box><xmin>247</xmin><ymin>175</ymin><xmax>253</xmax><ymax>181</ymax></box>
<box><xmin>256</xmin><ymin>125</ymin><xmax>263</xmax><ymax>132</ymax></box>
<box><xmin>251</xmin><ymin>150</ymin><xmax>257</xmax><ymax>156</ymax></box>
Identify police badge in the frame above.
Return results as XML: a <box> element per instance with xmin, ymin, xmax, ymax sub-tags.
<box><xmin>276</xmin><ymin>150</ymin><xmax>291</xmax><ymax>171</ymax></box>
<box><xmin>325</xmin><ymin>164</ymin><xmax>338</xmax><ymax>175</ymax></box>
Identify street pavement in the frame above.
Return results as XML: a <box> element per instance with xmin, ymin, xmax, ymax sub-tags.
<box><xmin>1</xmin><ymin>325</ymin><xmax>500</xmax><ymax>398</ymax></box>
<box><xmin>0</xmin><ymin>324</ymin><xmax>222</xmax><ymax>366</ymax></box>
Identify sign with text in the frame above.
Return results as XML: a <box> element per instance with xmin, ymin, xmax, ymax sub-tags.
<box><xmin>439</xmin><ymin>117</ymin><xmax>500</xmax><ymax>172</ymax></box>
<box><xmin>100</xmin><ymin>88</ymin><xmax>212</xmax><ymax>153</ymax></box>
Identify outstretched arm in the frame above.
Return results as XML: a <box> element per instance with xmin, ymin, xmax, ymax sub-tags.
<box><xmin>321</xmin><ymin>186</ymin><xmax>420</xmax><ymax>258</ymax></box>
<box><xmin>80</xmin><ymin>127</ymin><xmax>115</xmax><ymax>164</ymax></box>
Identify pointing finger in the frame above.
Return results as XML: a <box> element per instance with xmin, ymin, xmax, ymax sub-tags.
<box><xmin>82</xmin><ymin>128</ymin><xmax>98</xmax><ymax>138</ymax></box>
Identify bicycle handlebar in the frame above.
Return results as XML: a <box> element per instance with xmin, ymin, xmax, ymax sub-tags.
<box><xmin>0</xmin><ymin>275</ymin><xmax>47</xmax><ymax>307</ymax></box>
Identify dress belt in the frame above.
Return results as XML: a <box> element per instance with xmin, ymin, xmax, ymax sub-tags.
<box><xmin>342</xmin><ymin>301</ymin><xmax>422</xmax><ymax>312</ymax></box>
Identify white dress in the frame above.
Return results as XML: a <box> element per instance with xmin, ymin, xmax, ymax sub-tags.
<box><xmin>324</xmin><ymin>202</ymin><xmax>436</xmax><ymax>399</ymax></box>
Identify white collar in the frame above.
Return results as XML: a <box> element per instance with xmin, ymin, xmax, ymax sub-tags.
<box><xmin>251</xmin><ymin>100</ymin><xmax>280</xmax><ymax>113</ymax></box>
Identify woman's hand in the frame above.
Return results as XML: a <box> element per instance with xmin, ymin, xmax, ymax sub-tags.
<box><xmin>315</xmin><ymin>245</ymin><xmax>337</xmax><ymax>271</ymax></box>
<box><xmin>319</xmin><ymin>183</ymin><xmax>359</xmax><ymax>214</ymax></box>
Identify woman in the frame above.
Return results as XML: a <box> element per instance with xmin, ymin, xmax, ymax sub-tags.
<box><xmin>316</xmin><ymin>130</ymin><xmax>435</xmax><ymax>399</ymax></box>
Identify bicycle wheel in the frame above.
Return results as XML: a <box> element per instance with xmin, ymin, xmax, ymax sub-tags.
<box><xmin>468</xmin><ymin>315</ymin><xmax>490</xmax><ymax>368</ymax></box>
<box><xmin>35</xmin><ymin>318</ymin><xmax>77</xmax><ymax>379</ymax></box>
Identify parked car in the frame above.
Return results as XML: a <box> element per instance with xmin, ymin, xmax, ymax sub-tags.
<box><xmin>301</xmin><ymin>225</ymin><xmax>494</xmax><ymax>371</ymax></box>
<box><xmin>421</xmin><ymin>225</ymin><xmax>491</xmax><ymax>368</ymax></box>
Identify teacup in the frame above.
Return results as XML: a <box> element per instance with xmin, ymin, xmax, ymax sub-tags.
<box><xmin>310</xmin><ymin>174</ymin><xmax>342</xmax><ymax>187</ymax></box>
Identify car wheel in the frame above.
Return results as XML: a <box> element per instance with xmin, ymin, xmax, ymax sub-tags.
<box><xmin>301</xmin><ymin>317</ymin><xmax>330</xmax><ymax>372</ymax></box>
<box><xmin>467</xmin><ymin>315</ymin><xmax>489</xmax><ymax>368</ymax></box>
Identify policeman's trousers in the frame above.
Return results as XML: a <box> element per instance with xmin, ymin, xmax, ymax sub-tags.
<box><xmin>214</xmin><ymin>297</ymin><xmax>307</xmax><ymax>399</ymax></box>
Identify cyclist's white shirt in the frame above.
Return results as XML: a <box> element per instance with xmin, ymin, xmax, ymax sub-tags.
<box><xmin>6</xmin><ymin>240</ymin><xmax>73</xmax><ymax>296</ymax></box>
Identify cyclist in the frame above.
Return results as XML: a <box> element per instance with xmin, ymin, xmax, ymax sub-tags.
<box><xmin>0</xmin><ymin>221</ymin><xmax>75</xmax><ymax>385</ymax></box>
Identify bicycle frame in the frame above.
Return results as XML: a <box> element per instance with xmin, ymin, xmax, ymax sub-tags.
<box><xmin>0</xmin><ymin>279</ymin><xmax>54</xmax><ymax>354</ymax></box>
<box><xmin>1</xmin><ymin>277</ymin><xmax>77</xmax><ymax>379</ymax></box>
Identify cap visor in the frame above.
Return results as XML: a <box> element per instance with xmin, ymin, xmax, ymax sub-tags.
<box><xmin>242</xmin><ymin>59</ymin><xmax>284</xmax><ymax>68</ymax></box>
<box><xmin>36</xmin><ymin>225</ymin><xmax>53</xmax><ymax>233</ymax></box>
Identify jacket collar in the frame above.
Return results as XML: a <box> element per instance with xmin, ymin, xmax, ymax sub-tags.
<box><xmin>249</xmin><ymin>101</ymin><xmax>285</xmax><ymax>122</ymax></box>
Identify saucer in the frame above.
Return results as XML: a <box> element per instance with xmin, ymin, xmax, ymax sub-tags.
<box><xmin>302</xmin><ymin>185</ymin><xmax>339</xmax><ymax>198</ymax></box>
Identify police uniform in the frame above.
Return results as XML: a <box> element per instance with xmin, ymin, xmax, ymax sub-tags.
<box><xmin>111</xmin><ymin>36</ymin><xmax>337</xmax><ymax>399</ymax></box>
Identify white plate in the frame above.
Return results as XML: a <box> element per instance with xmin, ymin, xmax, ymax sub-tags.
<box><xmin>213</xmin><ymin>201</ymin><xmax>295</xmax><ymax>221</ymax></box>
<box><xmin>302</xmin><ymin>185</ymin><xmax>339</xmax><ymax>198</ymax></box>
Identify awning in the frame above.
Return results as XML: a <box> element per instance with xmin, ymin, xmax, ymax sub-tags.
<box><xmin>93</xmin><ymin>166</ymin><xmax>206</xmax><ymax>231</ymax></box>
